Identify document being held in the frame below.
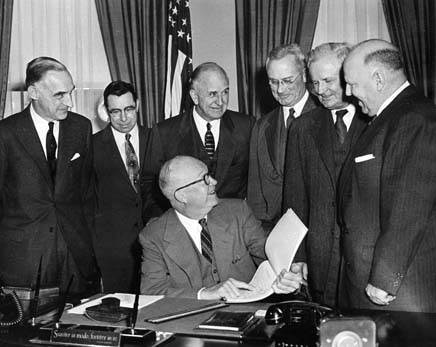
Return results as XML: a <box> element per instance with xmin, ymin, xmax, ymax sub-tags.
<box><xmin>226</xmin><ymin>208</ymin><xmax>307</xmax><ymax>303</ymax></box>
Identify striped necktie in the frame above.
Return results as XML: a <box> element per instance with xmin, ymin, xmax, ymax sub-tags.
<box><xmin>199</xmin><ymin>218</ymin><xmax>214</xmax><ymax>263</ymax></box>
<box><xmin>204</xmin><ymin>122</ymin><xmax>215</xmax><ymax>160</ymax></box>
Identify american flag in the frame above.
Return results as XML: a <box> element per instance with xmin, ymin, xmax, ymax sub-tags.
<box><xmin>164</xmin><ymin>0</ymin><xmax>193</xmax><ymax>119</ymax></box>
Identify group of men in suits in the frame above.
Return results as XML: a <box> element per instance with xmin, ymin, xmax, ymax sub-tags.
<box><xmin>1</xmin><ymin>37</ymin><xmax>436</xmax><ymax>312</ymax></box>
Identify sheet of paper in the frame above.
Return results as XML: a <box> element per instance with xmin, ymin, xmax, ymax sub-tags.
<box><xmin>265</xmin><ymin>208</ymin><xmax>308</xmax><ymax>274</ymax></box>
<box><xmin>226</xmin><ymin>208</ymin><xmax>307</xmax><ymax>303</ymax></box>
<box><xmin>66</xmin><ymin>293</ymin><xmax>164</xmax><ymax>314</ymax></box>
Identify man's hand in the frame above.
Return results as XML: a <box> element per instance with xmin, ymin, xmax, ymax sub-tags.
<box><xmin>272</xmin><ymin>262</ymin><xmax>308</xmax><ymax>294</ymax></box>
<box><xmin>199</xmin><ymin>278</ymin><xmax>254</xmax><ymax>300</ymax></box>
<box><xmin>365</xmin><ymin>283</ymin><xmax>396</xmax><ymax>305</ymax></box>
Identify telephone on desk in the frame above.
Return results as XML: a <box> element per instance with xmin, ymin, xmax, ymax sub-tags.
<box><xmin>264</xmin><ymin>300</ymin><xmax>376</xmax><ymax>347</ymax></box>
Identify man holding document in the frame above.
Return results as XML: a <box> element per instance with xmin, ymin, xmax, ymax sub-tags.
<box><xmin>139</xmin><ymin>155</ymin><xmax>304</xmax><ymax>300</ymax></box>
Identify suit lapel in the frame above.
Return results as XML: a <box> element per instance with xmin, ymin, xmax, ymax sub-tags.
<box><xmin>207</xmin><ymin>211</ymin><xmax>234</xmax><ymax>280</ymax></box>
<box><xmin>314</xmin><ymin>109</ymin><xmax>336</xmax><ymax>188</ymax></box>
<box><xmin>264</xmin><ymin>108</ymin><xmax>281</xmax><ymax>173</ymax></box>
<box><xmin>163</xmin><ymin>210</ymin><xmax>203</xmax><ymax>289</ymax></box>
<box><xmin>14</xmin><ymin>108</ymin><xmax>54</xmax><ymax>191</ymax></box>
<box><xmin>178</xmin><ymin>112</ymin><xmax>209</xmax><ymax>162</ymax></box>
<box><xmin>215</xmin><ymin>113</ymin><xmax>236</xmax><ymax>191</ymax></box>
<box><xmin>102</xmin><ymin>126</ymin><xmax>137</xmax><ymax>192</ymax></box>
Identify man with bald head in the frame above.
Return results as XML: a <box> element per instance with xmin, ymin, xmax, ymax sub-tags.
<box><xmin>139</xmin><ymin>155</ymin><xmax>304</xmax><ymax>299</ymax></box>
<box><xmin>338</xmin><ymin>39</ymin><xmax>436</xmax><ymax>312</ymax></box>
<box><xmin>144</xmin><ymin>62</ymin><xmax>254</xmax><ymax>218</ymax></box>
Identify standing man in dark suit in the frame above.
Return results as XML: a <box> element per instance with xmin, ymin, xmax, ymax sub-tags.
<box><xmin>248</xmin><ymin>44</ymin><xmax>318</xmax><ymax>232</ymax></box>
<box><xmin>93</xmin><ymin>81</ymin><xmax>151</xmax><ymax>293</ymax></box>
<box><xmin>282</xmin><ymin>43</ymin><xmax>368</xmax><ymax>307</ymax></box>
<box><xmin>140</xmin><ymin>155</ymin><xmax>304</xmax><ymax>299</ymax></box>
<box><xmin>144</xmin><ymin>62</ymin><xmax>254</xmax><ymax>216</ymax></box>
<box><xmin>0</xmin><ymin>57</ymin><xmax>100</xmax><ymax>295</ymax></box>
<box><xmin>339</xmin><ymin>39</ymin><xmax>436</xmax><ymax>312</ymax></box>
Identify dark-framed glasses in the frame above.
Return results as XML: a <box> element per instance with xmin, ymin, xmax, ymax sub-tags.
<box><xmin>173</xmin><ymin>173</ymin><xmax>212</xmax><ymax>201</ymax></box>
<box><xmin>268</xmin><ymin>72</ymin><xmax>302</xmax><ymax>89</ymax></box>
<box><xmin>107</xmin><ymin>106</ymin><xmax>136</xmax><ymax>118</ymax></box>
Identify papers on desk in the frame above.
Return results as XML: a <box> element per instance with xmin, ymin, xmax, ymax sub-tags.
<box><xmin>226</xmin><ymin>208</ymin><xmax>307</xmax><ymax>303</ymax></box>
<box><xmin>66</xmin><ymin>293</ymin><xmax>164</xmax><ymax>314</ymax></box>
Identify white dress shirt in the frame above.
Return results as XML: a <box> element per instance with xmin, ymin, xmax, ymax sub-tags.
<box><xmin>30</xmin><ymin>103</ymin><xmax>59</xmax><ymax>159</ymax></box>
<box><xmin>193</xmin><ymin>109</ymin><xmax>220</xmax><ymax>150</ymax></box>
<box><xmin>331</xmin><ymin>103</ymin><xmax>356</xmax><ymax>131</ymax></box>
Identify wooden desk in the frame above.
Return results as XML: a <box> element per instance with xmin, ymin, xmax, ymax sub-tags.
<box><xmin>1</xmin><ymin>296</ymin><xmax>436</xmax><ymax>347</ymax></box>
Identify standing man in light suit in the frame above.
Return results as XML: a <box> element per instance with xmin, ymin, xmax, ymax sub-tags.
<box><xmin>93</xmin><ymin>81</ymin><xmax>151</xmax><ymax>293</ymax></box>
<box><xmin>0</xmin><ymin>57</ymin><xmax>100</xmax><ymax>295</ymax></box>
<box><xmin>282</xmin><ymin>43</ymin><xmax>368</xmax><ymax>307</ymax></box>
<box><xmin>140</xmin><ymin>156</ymin><xmax>304</xmax><ymax>299</ymax></box>
<box><xmin>339</xmin><ymin>39</ymin><xmax>436</xmax><ymax>312</ymax></box>
<box><xmin>248</xmin><ymin>44</ymin><xmax>318</xmax><ymax>233</ymax></box>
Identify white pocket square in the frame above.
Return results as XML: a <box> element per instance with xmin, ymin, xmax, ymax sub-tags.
<box><xmin>355</xmin><ymin>154</ymin><xmax>375</xmax><ymax>163</ymax></box>
<box><xmin>70</xmin><ymin>153</ymin><xmax>81</xmax><ymax>161</ymax></box>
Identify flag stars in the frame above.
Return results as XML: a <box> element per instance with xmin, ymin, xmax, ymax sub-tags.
<box><xmin>170</xmin><ymin>18</ymin><xmax>176</xmax><ymax>27</ymax></box>
<box><xmin>172</xmin><ymin>7</ymin><xmax>178</xmax><ymax>15</ymax></box>
<box><xmin>177</xmin><ymin>29</ymin><xmax>185</xmax><ymax>38</ymax></box>
<box><xmin>187</xmin><ymin>33</ymin><xmax>191</xmax><ymax>42</ymax></box>
<box><xmin>185</xmin><ymin>0</ymin><xmax>190</xmax><ymax>7</ymax></box>
<box><xmin>182</xmin><ymin>18</ymin><xmax>187</xmax><ymax>26</ymax></box>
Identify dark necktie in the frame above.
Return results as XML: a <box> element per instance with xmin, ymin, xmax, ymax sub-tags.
<box><xmin>204</xmin><ymin>122</ymin><xmax>215</xmax><ymax>160</ymax></box>
<box><xmin>46</xmin><ymin>121</ymin><xmax>57</xmax><ymax>182</ymax></box>
<box><xmin>335</xmin><ymin>109</ymin><xmax>348</xmax><ymax>144</ymax></box>
<box><xmin>286</xmin><ymin>108</ymin><xmax>296</xmax><ymax>129</ymax></box>
<box><xmin>125</xmin><ymin>133</ymin><xmax>140</xmax><ymax>192</ymax></box>
<box><xmin>199</xmin><ymin>218</ymin><xmax>214</xmax><ymax>263</ymax></box>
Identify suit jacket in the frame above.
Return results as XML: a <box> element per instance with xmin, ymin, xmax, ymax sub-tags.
<box><xmin>338</xmin><ymin>85</ymin><xmax>436</xmax><ymax>312</ymax></box>
<box><xmin>143</xmin><ymin>109</ymin><xmax>255</xmax><ymax>216</ymax></box>
<box><xmin>139</xmin><ymin>199</ymin><xmax>266</xmax><ymax>298</ymax></box>
<box><xmin>0</xmin><ymin>106</ymin><xmax>99</xmax><ymax>293</ymax></box>
<box><xmin>247</xmin><ymin>95</ymin><xmax>318</xmax><ymax>230</ymax></box>
<box><xmin>93</xmin><ymin>124</ymin><xmax>151</xmax><ymax>293</ymax></box>
<box><xmin>282</xmin><ymin>106</ymin><xmax>368</xmax><ymax>306</ymax></box>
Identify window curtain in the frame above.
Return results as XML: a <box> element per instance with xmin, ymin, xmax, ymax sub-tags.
<box><xmin>382</xmin><ymin>0</ymin><xmax>436</xmax><ymax>104</ymax></box>
<box><xmin>95</xmin><ymin>0</ymin><xmax>167</xmax><ymax>127</ymax></box>
<box><xmin>312</xmin><ymin>0</ymin><xmax>390</xmax><ymax>48</ymax></box>
<box><xmin>0</xmin><ymin>0</ymin><xmax>13</xmax><ymax>120</ymax></box>
<box><xmin>235</xmin><ymin>0</ymin><xmax>320</xmax><ymax>117</ymax></box>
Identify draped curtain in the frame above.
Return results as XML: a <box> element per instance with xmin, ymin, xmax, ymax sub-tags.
<box><xmin>235</xmin><ymin>0</ymin><xmax>320</xmax><ymax>117</ymax></box>
<box><xmin>95</xmin><ymin>0</ymin><xmax>167</xmax><ymax>127</ymax></box>
<box><xmin>382</xmin><ymin>0</ymin><xmax>436</xmax><ymax>103</ymax></box>
<box><xmin>0</xmin><ymin>0</ymin><xmax>13</xmax><ymax>119</ymax></box>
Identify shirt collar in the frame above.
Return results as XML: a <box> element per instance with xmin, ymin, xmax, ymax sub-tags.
<box><xmin>111</xmin><ymin>123</ymin><xmax>139</xmax><ymax>141</ymax></box>
<box><xmin>30</xmin><ymin>103</ymin><xmax>59</xmax><ymax>127</ymax></box>
<box><xmin>376</xmin><ymin>81</ymin><xmax>410</xmax><ymax>116</ymax></box>
<box><xmin>193</xmin><ymin>108</ymin><xmax>221</xmax><ymax>129</ymax></box>
<box><xmin>282</xmin><ymin>90</ymin><xmax>309</xmax><ymax>119</ymax></box>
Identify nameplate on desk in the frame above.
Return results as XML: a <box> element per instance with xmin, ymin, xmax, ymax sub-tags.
<box><xmin>50</xmin><ymin>328</ymin><xmax>120</xmax><ymax>347</ymax></box>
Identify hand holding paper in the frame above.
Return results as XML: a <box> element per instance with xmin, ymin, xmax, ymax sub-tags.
<box><xmin>226</xmin><ymin>208</ymin><xmax>307</xmax><ymax>303</ymax></box>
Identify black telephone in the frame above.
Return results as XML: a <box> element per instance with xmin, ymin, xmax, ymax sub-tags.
<box><xmin>0</xmin><ymin>286</ymin><xmax>24</xmax><ymax>326</ymax></box>
<box><xmin>265</xmin><ymin>300</ymin><xmax>335</xmax><ymax>347</ymax></box>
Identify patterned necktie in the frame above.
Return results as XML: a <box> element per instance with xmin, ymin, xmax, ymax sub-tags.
<box><xmin>125</xmin><ymin>133</ymin><xmax>140</xmax><ymax>192</ymax></box>
<box><xmin>204</xmin><ymin>122</ymin><xmax>215</xmax><ymax>160</ymax></box>
<box><xmin>335</xmin><ymin>109</ymin><xmax>348</xmax><ymax>144</ymax></box>
<box><xmin>286</xmin><ymin>108</ymin><xmax>296</xmax><ymax>129</ymax></box>
<box><xmin>199</xmin><ymin>218</ymin><xmax>214</xmax><ymax>263</ymax></box>
<box><xmin>46</xmin><ymin>121</ymin><xmax>57</xmax><ymax>182</ymax></box>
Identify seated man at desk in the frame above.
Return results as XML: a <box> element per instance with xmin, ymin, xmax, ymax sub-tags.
<box><xmin>139</xmin><ymin>155</ymin><xmax>303</xmax><ymax>300</ymax></box>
